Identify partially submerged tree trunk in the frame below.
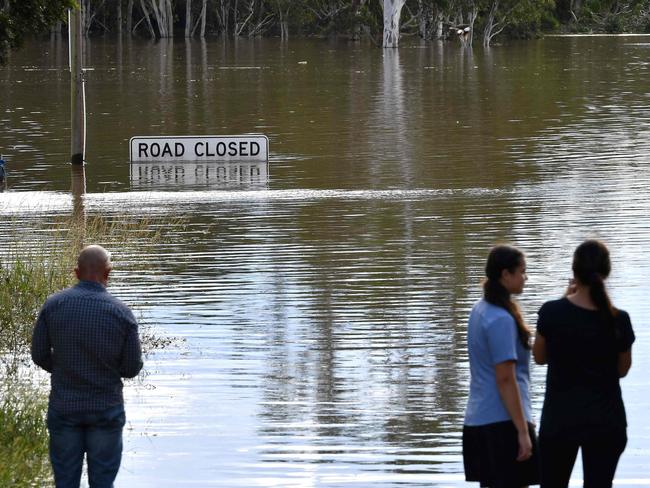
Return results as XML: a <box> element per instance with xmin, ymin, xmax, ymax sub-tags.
<box><xmin>382</xmin><ymin>0</ymin><xmax>406</xmax><ymax>48</ymax></box>
<box><xmin>117</xmin><ymin>0</ymin><xmax>123</xmax><ymax>36</ymax></box>
<box><xmin>191</xmin><ymin>0</ymin><xmax>208</xmax><ymax>36</ymax></box>
<box><xmin>434</xmin><ymin>10</ymin><xmax>444</xmax><ymax>40</ymax></box>
<box><xmin>149</xmin><ymin>0</ymin><xmax>172</xmax><ymax>37</ymax></box>
<box><xmin>417</xmin><ymin>0</ymin><xmax>428</xmax><ymax>39</ymax></box>
<box><xmin>166</xmin><ymin>0</ymin><xmax>173</xmax><ymax>37</ymax></box>
<box><xmin>468</xmin><ymin>3</ymin><xmax>478</xmax><ymax>46</ymax></box>
<box><xmin>483</xmin><ymin>0</ymin><xmax>507</xmax><ymax>47</ymax></box>
<box><xmin>200</xmin><ymin>0</ymin><xmax>207</xmax><ymax>37</ymax></box>
<box><xmin>185</xmin><ymin>0</ymin><xmax>192</xmax><ymax>37</ymax></box>
<box><xmin>274</xmin><ymin>2</ymin><xmax>290</xmax><ymax>40</ymax></box>
<box><xmin>50</xmin><ymin>21</ymin><xmax>63</xmax><ymax>39</ymax></box>
<box><xmin>235</xmin><ymin>0</ymin><xmax>256</xmax><ymax>37</ymax></box>
<box><xmin>217</xmin><ymin>0</ymin><xmax>230</xmax><ymax>37</ymax></box>
<box><xmin>127</xmin><ymin>0</ymin><xmax>134</xmax><ymax>35</ymax></box>
<box><xmin>233</xmin><ymin>0</ymin><xmax>239</xmax><ymax>36</ymax></box>
<box><xmin>139</xmin><ymin>0</ymin><xmax>157</xmax><ymax>38</ymax></box>
<box><xmin>351</xmin><ymin>0</ymin><xmax>367</xmax><ymax>40</ymax></box>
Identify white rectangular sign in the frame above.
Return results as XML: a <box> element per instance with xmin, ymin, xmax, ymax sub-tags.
<box><xmin>130</xmin><ymin>135</ymin><xmax>268</xmax><ymax>162</ymax></box>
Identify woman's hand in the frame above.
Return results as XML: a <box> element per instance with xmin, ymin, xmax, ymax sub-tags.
<box><xmin>565</xmin><ymin>278</ymin><xmax>577</xmax><ymax>296</ymax></box>
<box><xmin>516</xmin><ymin>428</ymin><xmax>533</xmax><ymax>461</ymax></box>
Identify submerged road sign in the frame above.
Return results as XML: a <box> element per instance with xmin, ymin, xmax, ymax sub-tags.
<box><xmin>130</xmin><ymin>135</ymin><xmax>269</xmax><ymax>162</ymax></box>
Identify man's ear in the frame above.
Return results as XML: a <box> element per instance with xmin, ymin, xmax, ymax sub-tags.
<box><xmin>74</xmin><ymin>267</ymin><xmax>81</xmax><ymax>280</ymax></box>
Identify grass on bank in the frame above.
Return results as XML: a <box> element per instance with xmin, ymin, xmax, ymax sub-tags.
<box><xmin>0</xmin><ymin>380</ymin><xmax>51</xmax><ymax>487</ymax></box>
<box><xmin>0</xmin><ymin>214</ymin><xmax>182</xmax><ymax>486</ymax></box>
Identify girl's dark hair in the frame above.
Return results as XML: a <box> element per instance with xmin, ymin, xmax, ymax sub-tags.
<box><xmin>483</xmin><ymin>245</ymin><xmax>530</xmax><ymax>349</ymax></box>
<box><xmin>572</xmin><ymin>239</ymin><xmax>618</xmax><ymax>323</ymax></box>
<box><xmin>483</xmin><ymin>245</ymin><xmax>531</xmax><ymax>349</ymax></box>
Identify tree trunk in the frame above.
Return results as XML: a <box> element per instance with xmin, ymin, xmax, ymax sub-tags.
<box><xmin>166</xmin><ymin>0</ymin><xmax>173</xmax><ymax>37</ymax></box>
<box><xmin>50</xmin><ymin>21</ymin><xmax>63</xmax><ymax>38</ymax></box>
<box><xmin>351</xmin><ymin>0</ymin><xmax>366</xmax><ymax>40</ymax></box>
<box><xmin>185</xmin><ymin>0</ymin><xmax>192</xmax><ymax>37</ymax></box>
<box><xmin>140</xmin><ymin>0</ymin><xmax>157</xmax><ymax>37</ymax></box>
<box><xmin>219</xmin><ymin>0</ymin><xmax>230</xmax><ymax>37</ymax></box>
<box><xmin>482</xmin><ymin>0</ymin><xmax>498</xmax><ymax>47</ymax></box>
<box><xmin>81</xmin><ymin>0</ymin><xmax>89</xmax><ymax>37</ymax></box>
<box><xmin>127</xmin><ymin>0</ymin><xmax>134</xmax><ymax>35</ymax></box>
<box><xmin>149</xmin><ymin>0</ymin><xmax>172</xmax><ymax>37</ymax></box>
<box><xmin>200</xmin><ymin>0</ymin><xmax>207</xmax><ymax>37</ymax></box>
<box><xmin>434</xmin><ymin>10</ymin><xmax>443</xmax><ymax>40</ymax></box>
<box><xmin>149</xmin><ymin>0</ymin><xmax>163</xmax><ymax>36</ymax></box>
<box><xmin>382</xmin><ymin>0</ymin><xmax>406</xmax><ymax>48</ymax></box>
<box><xmin>468</xmin><ymin>4</ymin><xmax>478</xmax><ymax>47</ymax></box>
<box><xmin>276</xmin><ymin>3</ymin><xmax>289</xmax><ymax>40</ymax></box>
<box><xmin>417</xmin><ymin>0</ymin><xmax>426</xmax><ymax>39</ymax></box>
<box><xmin>116</xmin><ymin>0</ymin><xmax>122</xmax><ymax>35</ymax></box>
<box><xmin>233</xmin><ymin>0</ymin><xmax>239</xmax><ymax>37</ymax></box>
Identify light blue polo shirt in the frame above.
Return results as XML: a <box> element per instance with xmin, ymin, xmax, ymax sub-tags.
<box><xmin>464</xmin><ymin>299</ymin><xmax>532</xmax><ymax>426</ymax></box>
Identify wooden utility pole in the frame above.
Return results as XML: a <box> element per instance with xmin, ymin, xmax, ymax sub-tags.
<box><xmin>69</xmin><ymin>7</ymin><xmax>86</xmax><ymax>165</ymax></box>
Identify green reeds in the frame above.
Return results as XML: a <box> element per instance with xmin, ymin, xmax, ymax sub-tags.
<box><xmin>0</xmin><ymin>213</ymin><xmax>182</xmax><ymax>485</ymax></box>
<box><xmin>0</xmin><ymin>379</ymin><xmax>51</xmax><ymax>487</ymax></box>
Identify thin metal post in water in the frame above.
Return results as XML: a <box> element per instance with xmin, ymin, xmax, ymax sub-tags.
<box><xmin>69</xmin><ymin>8</ymin><xmax>86</xmax><ymax>165</ymax></box>
<box><xmin>70</xmin><ymin>164</ymin><xmax>87</xmax><ymax>250</ymax></box>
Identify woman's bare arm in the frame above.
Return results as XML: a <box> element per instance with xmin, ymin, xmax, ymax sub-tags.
<box><xmin>532</xmin><ymin>332</ymin><xmax>547</xmax><ymax>365</ymax></box>
<box><xmin>495</xmin><ymin>361</ymin><xmax>532</xmax><ymax>461</ymax></box>
<box><xmin>618</xmin><ymin>349</ymin><xmax>632</xmax><ymax>377</ymax></box>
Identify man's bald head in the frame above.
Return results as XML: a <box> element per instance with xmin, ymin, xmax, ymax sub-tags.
<box><xmin>75</xmin><ymin>245</ymin><xmax>112</xmax><ymax>284</ymax></box>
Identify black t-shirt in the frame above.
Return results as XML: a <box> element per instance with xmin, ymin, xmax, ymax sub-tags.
<box><xmin>536</xmin><ymin>297</ymin><xmax>635</xmax><ymax>439</ymax></box>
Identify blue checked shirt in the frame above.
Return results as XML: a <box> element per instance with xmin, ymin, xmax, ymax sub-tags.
<box><xmin>31</xmin><ymin>280</ymin><xmax>143</xmax><ymax>415</ymax></box>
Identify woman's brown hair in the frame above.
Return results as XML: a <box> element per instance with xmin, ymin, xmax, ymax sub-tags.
<box><xmin>483</xmin><ymin>245</ymin><xmax>531</xmax><ymax>349</ymax></box>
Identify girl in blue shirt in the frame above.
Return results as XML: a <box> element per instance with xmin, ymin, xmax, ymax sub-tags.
<box><xmin>463</xmin><ymin>245</ymin><xmax>540</xmax><ymax>487</ymax></box>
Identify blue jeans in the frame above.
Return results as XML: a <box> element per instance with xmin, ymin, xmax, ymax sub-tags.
<box><xmin>47</xmin><ymin>404</ymin><xmax>126</xmax><ymax>488</ymax></box>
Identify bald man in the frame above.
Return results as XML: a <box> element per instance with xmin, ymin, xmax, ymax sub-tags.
<box><xmin>32</xmin><ymin>245</ymin><xmax>143</xmax><ymax>488</ymax></box>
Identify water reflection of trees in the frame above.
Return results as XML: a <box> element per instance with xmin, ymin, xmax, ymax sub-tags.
<box><xmin>250</xmin><ymin>194</ymin><xmax>517</xmax><ymax>469</ymax></box>
<box><xmin>250</xmin><ymin>41</ymin><xmax>533</xmax><ymax>472</ymax></box>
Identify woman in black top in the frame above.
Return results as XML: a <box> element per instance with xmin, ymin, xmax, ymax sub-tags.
<box><xmin>533</xmin><ymin>240</ymin><xmax>635</xmax><ymax>488</ymax></box>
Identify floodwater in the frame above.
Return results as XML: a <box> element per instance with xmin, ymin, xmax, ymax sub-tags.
<box><xmin>1</xmin><ymin>35</ymin><xmax>650</xmax><ymax>486</ymax></box>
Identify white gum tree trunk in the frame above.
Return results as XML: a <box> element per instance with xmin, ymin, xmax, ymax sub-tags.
<box><xmin>185</xmin><ymin>0</ymin><xmax>192</xmax><ymax>38</ymax></box>
<box><xmin>382</xmin><ymin>0</ymin><xmax>406</xmax><ymax>48</ymax></box>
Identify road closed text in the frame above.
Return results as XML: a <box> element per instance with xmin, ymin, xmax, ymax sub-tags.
<box><xmin>130</xmin><ymin>136</ymin><xmax>269</xmax><ymax>162</ymax></box>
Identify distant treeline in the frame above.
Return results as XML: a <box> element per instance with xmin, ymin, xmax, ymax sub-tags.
<box><xmin>50</xmin><ymin>0</ymin><xmax>650</xmax><ymax>46</ymax></box>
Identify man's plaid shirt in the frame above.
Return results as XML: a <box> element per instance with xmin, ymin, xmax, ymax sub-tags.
<box><xmin>31</xmin><ymin>280</ymin><xmax>143</xmax><ymax>415</ymax></box>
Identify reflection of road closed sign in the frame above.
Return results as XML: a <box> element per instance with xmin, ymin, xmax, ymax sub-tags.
<box><xmin>130</xmin><ymin>161</ymin><xmax>268</xmax><ymax>187</ymax></box>
<box><xmin>130</xmin><ymin>135</ymin><xmax>268</xmax><ymax>162</ymax></box>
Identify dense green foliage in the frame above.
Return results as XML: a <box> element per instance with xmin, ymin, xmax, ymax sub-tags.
<box><xmin>1</xmin><ymin>0</ymin><xmax>649</xmax><ymax>56</ymax></box>
<box><xmin>556</xmin><ymin>0</ymin><xmax>650</xmax><ymax>32</ymax></box>
<box><xmin>0</xmin><ymin>253</ymin><xmax>73</xmax><ymax>372</ymax></box>
<box><xmin>45</xmin><ymin>0</ymin><xmax>650</xmax><ymax>43</ymax></box>
<box><xmin>0</xmin><ymin>0</ymin><xmax>77</xmax><ymax>64</ymax></box>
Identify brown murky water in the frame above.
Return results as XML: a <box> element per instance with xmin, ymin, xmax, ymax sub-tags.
<box><xmin>1</xmin><ymin>35</ymin><xmax>650</xmax><ymax>486</ymax></box>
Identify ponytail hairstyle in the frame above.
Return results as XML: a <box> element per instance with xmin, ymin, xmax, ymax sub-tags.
<box><xmin>483</xmin><ymin>245</ymin><xmax>531</xmax><ymax>349</ymax></box>
<box><xmin>572</xmin><ymin>239</ymin><xmax>618</xmax><ymax>324</ymax></box>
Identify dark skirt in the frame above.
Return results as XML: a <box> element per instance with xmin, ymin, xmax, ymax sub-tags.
<box><xmin>463</xmin><ymin>420</ymin><xmax>540</xmax><ymax>487</ymax></box>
